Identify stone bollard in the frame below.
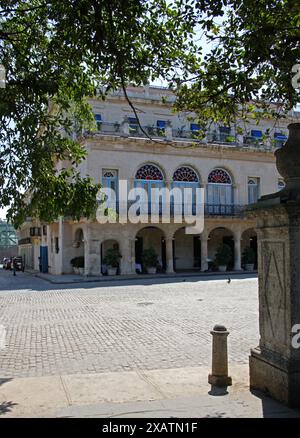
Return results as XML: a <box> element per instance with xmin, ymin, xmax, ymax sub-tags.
<box><xmin>208</xmin><ymin>324</ymin><xmax>232</xmax><ymax>387</ymax></box>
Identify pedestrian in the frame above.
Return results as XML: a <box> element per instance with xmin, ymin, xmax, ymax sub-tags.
<box><xmin>12</xmin><ymin>257</ymin><xmax>17</xmax><ymax>276</ymax></box>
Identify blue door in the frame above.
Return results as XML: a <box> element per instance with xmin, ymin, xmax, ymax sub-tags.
<box><xmin>40</xmin><ymin>246</ymin><xmax>48</xmax><ymax>273</ymax></box>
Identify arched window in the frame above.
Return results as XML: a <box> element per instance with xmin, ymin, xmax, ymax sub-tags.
<box><xmin>172</xmin><ymin>167</ymin><xmax>200</xmax><ymax>215</ymax></box>
<box><xmin>102</xmin><ymin>169</ymin><xmax>118</xmax><ymax>209</ymax></box>
<box><xmin>248</xmin><ymin>177</ymin><xmax>260</xmax><ymax>204</ymax></box>
<box><xmin>173</xmin><ymin>166</ymin><xmax>199</xmax><ymax>182</ymax></box>
<box><xmin>207</xmin><ymin>168</ymin><xmax>233</xmax><ymax>214</ymax></box>
<box><xmin>134</xmin><ymin>164</ymin><xmax>165</xmax><ymax>214</ymax></box>
<box><xmin>208</xmin><ymin>168</ymin><xmax>232</xmax><ymax>184</ymax></box>
<box><xmin>135</xmin><ymin>164</ymin><xmax>163</xmax><ymax>181</ymax></box>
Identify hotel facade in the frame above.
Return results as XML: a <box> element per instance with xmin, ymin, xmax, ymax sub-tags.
<box><xmin>18</xmin><ymin>86</ymin><xmax>297</xmax><ymax>276</ymax></box>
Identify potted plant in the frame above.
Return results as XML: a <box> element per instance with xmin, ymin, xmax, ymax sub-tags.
<box><xmin>215</xmin><ymin>244</ymin><xmax>232</xmax><ymax>272</ymax></box>
<box><xmin>142</xmin><ymin>247</ymin><xmax>158</xmax><ymax>274</ymax></box>
<box><xmin>70</xmin><ymin>256</ymin><xmax>84</xmax><ymax>275</ymax></box>
<box><xmin>103</xmin><ymin>248</ymin><xmax>121</xmax><ymax>275</ymax></box>
<box><xmin>243</xmin><ymin>247</ymin><xmax>256</xmax><ymax>271</ymax></box>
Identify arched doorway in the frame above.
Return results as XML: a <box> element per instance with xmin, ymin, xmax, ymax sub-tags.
<box><xmin>135</xmin><ymin>227</ymin><xmax>166</xmax><ymax>273</ymax></box>
<box><xmin>173</xmin><ymin>227</ymin><xmax>201</xmax><ymax>272</ymax></box>
<box><xmin>241</xmin><ymin>228</ymin><xmax>258</xmax><ymax>270</ymax></box>
<box><xmin>208</xmin><ymin>227</ymin><xmax>234</xmax><ymax>270</ymax></box>
<box><xmin>101</xmin><ymin>239</ymin><xmax>120</xmax><ymax>275</ymax></box>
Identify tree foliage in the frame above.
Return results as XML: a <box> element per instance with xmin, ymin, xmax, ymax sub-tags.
<box><xmin>0</xmin><ymin>0</ymin><xmax>195</xmax><ymax>226</ymax></box>
<box><xmin>174</xmin><ymin>0</ymin><xmax>300</xmax><ymax>126</ymax></box>
<box><xmin>0</xmin><ymin>0</ymin><xmax>299</xmax><ymax>226</ymax></box>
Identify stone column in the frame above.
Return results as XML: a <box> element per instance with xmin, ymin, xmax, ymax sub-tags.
<box><xmin>130</xmin><ymin>238</ymin><xmax>137</xmax><ymax>274</ymax></box>
<box><xmin>84</xmin><ymin>223</ymin><xmax>91</xmax><ymax>276</ymax></box>
<box><xmin>57</xmin><ymin>217</ymin><xmax>64</xmax><ymax>274</ymax></box>
<box><xmin>165</xmin><ymin>121</ymin><xmax>172</xmax><ymax>141</ymax></box>
<box><xmin>120</xmin><ymin>236</ymin><xmax>135</xmax><ymax>275</ymax></box>
<box><xmin>201</xmin><ymin>233</ymin><xmax>208</xmax><ymax>272</ymax></box>
<box><xmin>208</xmin><ymin>325</ymin><xmax>232</xmax><ymax>387</ymax></box>
<box><xmin>248</xmin><ymin>123</ymin><xmax>300</xmax><ymax>406</ymax></box>
<box><xmin>121</xmin><ymin>117</ymin><xmax>129</xmax><ymax>137</ymax></box>
<box><xmin>165</xmin><ymin>234</ymin><xmax>174</xmax><ymax>273</ymax></box>
<box><xmin>84</xmin><ymin>224</ymin><xmax>101</xmax><ymax>276</ymax></box>
<box><xmin>234</xmin><ymin>232</ymin><xmax>242</xmax><ymax>271</ymax></box>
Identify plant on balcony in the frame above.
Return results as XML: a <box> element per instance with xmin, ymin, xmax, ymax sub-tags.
<box><xmin>141</xmin><ymin>247</ymin><xmax>158</xmax><ymax>274</ymax></box>
<box><xmin>214</xmin><ymin>244</ymin><xmax>232</xmax><ymax>272</ymax></box>
<box><xmin>242</xmin><ymin>247</ymin><xmax>256</xmax><ymax>271</ymax></box>
<box><xmin>103</xmin><ymin>248</ymin><xmax>122</xmax><ymax>275</ymax></box>
<box><xmin>225</xmin><ymin>135</ymin><xmax>236</xmax><ymax>143</ymax></box>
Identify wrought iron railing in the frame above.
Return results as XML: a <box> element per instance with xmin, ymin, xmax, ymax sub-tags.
<box><xmin>205</xmin><ymin>204</ymin><xmax>244</xmax><ymax>216</ymax></box>
<box><xmin>100</xmin><ymin>201</ymin><xmax>244</xmax><ymax>218</ymax></box>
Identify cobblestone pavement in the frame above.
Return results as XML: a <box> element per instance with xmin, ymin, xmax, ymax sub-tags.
<box><xmin>0</xmin><ymin>270</ymin><xmax>259</xmax><ymax>378</ymax></box>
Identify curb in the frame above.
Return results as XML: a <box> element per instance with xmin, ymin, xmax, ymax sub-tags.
<box><xmin>30</xmin><ymin>270</ymin><xmax>258</xmax><ymax>285</ymax></box>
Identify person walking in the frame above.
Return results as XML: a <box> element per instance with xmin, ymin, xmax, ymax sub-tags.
<box><xmin>12</xmin><ymin>257</ymin><xmax>17</xmax><ymax>276</ymax></box>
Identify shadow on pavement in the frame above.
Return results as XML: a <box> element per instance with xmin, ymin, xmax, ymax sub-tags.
<box><xmin>0</xmin><ymin>378</ymin><xmax>13</xmax><ymax>386</ymax></box>
<box><xmin>250</xmin><ymin>389</ymin><xmax>300</xmax><ymax>418</ymax></box>
<box><xmin>0</xmin><ymin>401</ymin><xmax>18</xmax><ymax>415</ymax></box>
<box><xmin>208</xmin><ymin>385</ymin><xmax>229</xmax><ymax>396</ymax></box>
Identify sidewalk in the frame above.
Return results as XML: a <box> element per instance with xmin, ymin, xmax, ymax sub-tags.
<box><xmin>1</xmin><ymin>364</ymin><xmax>299</xmax><ymax>418</ymax></box>
<box><xmin>30</xmin><ymin>270</ymin><xmax>257</xmax><ymax>284</ymax></box>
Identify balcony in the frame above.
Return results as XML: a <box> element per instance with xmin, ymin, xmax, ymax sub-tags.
<box><xmin>101</xmin><ymin>201</ymin><xmax>244</xmax><ymax>218</ymax></box>
<box><xmin>85</xmin><ymin>121</ymin><xmax>278</xmax><ymax>152</ymax></box>
<box><xmin>205</xmin><ymin>204</ymin><xmax>244</xmax><ymax>217</ymax></box>
<box><xmin>18</xmin><ymin>237</ymin><xmax>31</xmax><ymax>245</ymax></box>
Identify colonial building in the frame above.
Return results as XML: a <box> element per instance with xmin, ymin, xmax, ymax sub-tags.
<box><xmin>18</xmin><ymin>86</ymin><xmax>297</xmax><ymax>275</ymax></box>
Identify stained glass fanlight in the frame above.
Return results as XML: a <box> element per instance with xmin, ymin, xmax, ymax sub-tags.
<box><xmin>135</xmin><ymin>164</ymin><xmax>164</xmax><ymax>180</ymax></box>
<box><xmin>208</xmin><ymin>168</ymin><xmax>232</xmax><ymax>184</ymax></box>
<box><xmin>173</xmin><ymin>166</ymin><xmax>199</xmax><ymax>182</ymax></box>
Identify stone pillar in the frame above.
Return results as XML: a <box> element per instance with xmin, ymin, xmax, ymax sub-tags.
<box><xmin>165</xmin><ymin>235</ymin><xmax>174</xmax><ymax>273</ymax></box>
<box><xmin>57</xmin><ymin>217</ymin><xmax>64</xmax><ymax>274</ymax></box>
<box><xmin>237</xmin><ymin>133</ymin><xmax>244</xmax><ymax>146</ymax></box>
<box><xmin>165</xmin><ymin>121</ymin><xmax>172</xmax><ymax>141</ymax></box>
<box><xmin>208</xmin><ymin>325</ymin><xmax>232</xmax><ymax>387</ymax></box>
<box><xmin>84</xmin><ymin>224</ymin><xmax>101</xmax><ymax>276</ymax></box>
<box><xmin>201</xmin><ymin>233</ymin><xmax>208</xmax><ymax>272</ymax></box>
<box><xmin>121</xmin><ymin>117</ymin><xmax>129</xmax><ymax>137</ymax></box>
<box><xmin>84</xmin><ymin>224</ymin><xmax>91</xmax><ymax>276</ymax></box>
<box><xmin>234</xmin><ymin>233</ymin><xmax>242</xmax><ymax>271</ymax></box>
<box><xmin>248</xmin><ymin>123</ymin><xmax>300</xmax><ymax>406</ymax></box>
<box><xmin>120</xmin><ymin>237</ymin><xmax>135</xmax><ymax>275</ymax></box>
<box><xmin>130</xmin><ymin>238</ymin><xmax>137</xmax><ymax>274</ymax></box>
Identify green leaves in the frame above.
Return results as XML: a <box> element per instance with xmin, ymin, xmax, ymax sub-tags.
<box><xmin>0</xmin><ymin>0</ymin><xmax>196</xmax><ymax>225</ymax></box>
<box><xmin>0</xmin><ymin>0</ymin><xmax>299</xmax><ymax>226</ymax></box>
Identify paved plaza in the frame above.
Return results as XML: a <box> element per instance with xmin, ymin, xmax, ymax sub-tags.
<box><xmin>0</xmin><ymin>270</ymin><xmax>259</xmax><ymax>378</ymax></box>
